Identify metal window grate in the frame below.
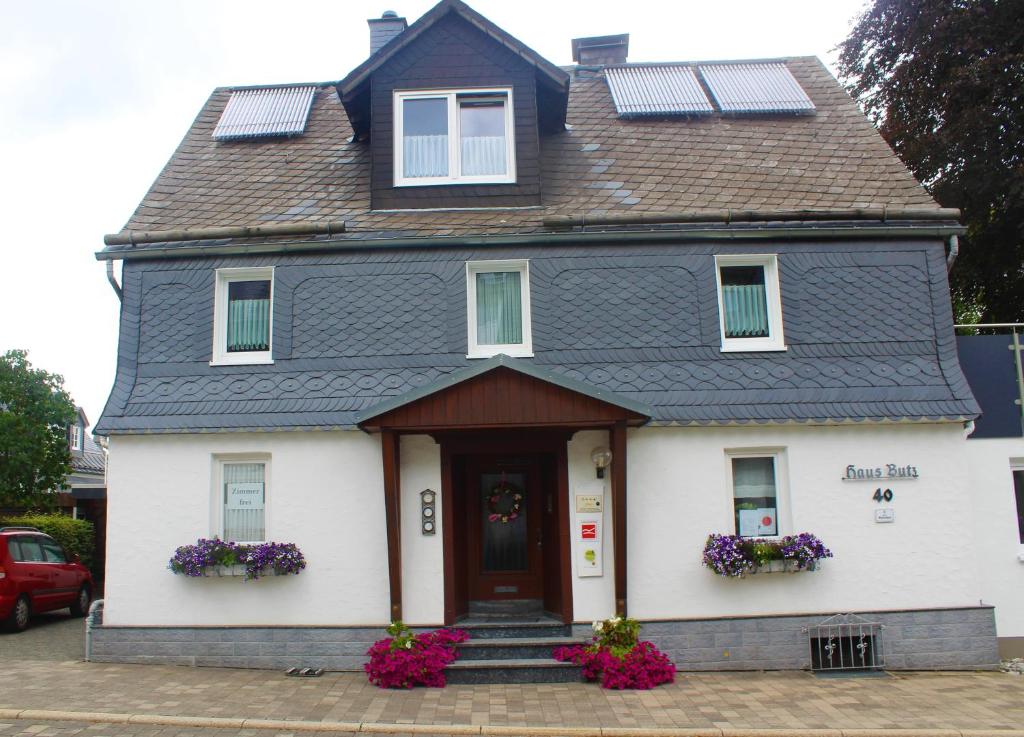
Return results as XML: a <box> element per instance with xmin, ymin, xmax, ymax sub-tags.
<box><xmin>605</xmin><ymin>65</ymin><xmax>714</xmax><ymax>117</ymax></box>
<box><xmin>804</xmin><ymin>613</ymin><xmax>885</xmax><ymax>671</ymax></box>
<box><xmin>698</xmin><ymin>63</ymin><xmax>815</xmax><ymax>114</ymax></box>
<box><xmin>213</xmin><ymin>86</ymin><xmax>317</xmax><ymax>141</ymax></box>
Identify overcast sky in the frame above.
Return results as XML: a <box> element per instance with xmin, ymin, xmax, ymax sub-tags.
<box><xmin>0</xmin><ymin>0</ymin><xmax>868</xmax><ymax>431</ymax></box>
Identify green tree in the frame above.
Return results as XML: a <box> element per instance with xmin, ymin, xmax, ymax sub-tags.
<box><xmin>837</xmin><ymin>0</ymin><xmax>1024</xmax><ymax>323</ymax></box>
<box><xmin>0</xmin><ymin>350</ymin><xmax>77</xmax><ymax>510</ymax></box>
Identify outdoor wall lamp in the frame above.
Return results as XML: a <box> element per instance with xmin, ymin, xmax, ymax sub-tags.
<box><xmin>591</xmin><ymin>447</ymin><xmax>613</xmax><ymax>478</ymax></box>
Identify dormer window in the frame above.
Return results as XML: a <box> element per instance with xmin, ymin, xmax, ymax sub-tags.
<box><xmin>394</xmin><ymin>88</ymin><xmax>515</xmax><ymax>186</ymax></box>
<box><xmin>70</xmin><ymin>425</ymin><xmax>82</xmax><ymax>451</ymax></box>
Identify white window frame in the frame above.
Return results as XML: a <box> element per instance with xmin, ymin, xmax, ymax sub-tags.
<box><xmin>466</xmin><ymin>259</ymin><xmax>533</xmax><ymax>359</ymax></box>
<box><xmin>725</xmin><ymin>448</ymin><xmax>789</xmax><ymax>540</ymax></box>
<box><xmin>714</xmin><ymin>254</ymin><xmax>786</xmax><ymax>352</ymax></box>
<box><xmin>211</xmin><ymin>267</ymin><xmax>274</xmax><ymax>366</ymax></box>
<box><xmin>213</xmin><ymin>454</ymin><xmax>271</xmax><ymax>544</ymax></box>
<box><xmin>70</xmin><ymin>425</ymin><xmax>82</xmax><ymax>451</ymax></box>
<box><xmin>393</xmin><ymin>87</ymin><xmax>516</xmax><ymax>187</ymax></box>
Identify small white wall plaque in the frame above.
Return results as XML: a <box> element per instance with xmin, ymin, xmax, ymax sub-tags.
<box><xmin>874</xmin><ymin>508</ymin><xmax>895</xmax><ymax>523</ymax></box>
<box><xmin>575</xmin><ymin>494</ymin><xmax>602</xmax><ymax>513</ymax></box>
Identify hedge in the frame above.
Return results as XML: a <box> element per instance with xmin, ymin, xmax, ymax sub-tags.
<box><xmin>0</xmin><ymin>514</ymin><xmax>95</xmax><ymax>570</ymax></box>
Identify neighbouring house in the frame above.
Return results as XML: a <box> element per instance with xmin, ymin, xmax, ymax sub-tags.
<box><xmin>60</xmin><ymin>408</ymin><xmax>108</xmax><ymax>580</ymax></box>
<box><xmin>958</xmin><ymin>328</ymin><xmax>1024</xmax><ymax>660</ymax></box>
<box><xmin>89</xmin><ymin>0</ymin><xmax>1000</xmax><ymax>674</ymax></box>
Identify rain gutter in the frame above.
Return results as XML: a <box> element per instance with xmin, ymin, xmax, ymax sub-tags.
<box><xmin>542</xmin><ymin>207</ymin><xmax>962</xmax><ymax>228</ymax></box>
<box><xmin>95</xmin><ymin>222</ymin><xmax>967</xmax><ymax>262</ymax></box>
<box><xmin>103</xmin><ymin>220</ymin><xmax>346</xmax><ymax>247</ymax></box>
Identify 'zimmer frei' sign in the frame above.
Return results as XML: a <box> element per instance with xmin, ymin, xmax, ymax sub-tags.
<box><xmin>843</xmin><ymin>464</ymin><xmax>920</xmax><ymax>481</ymax></box>
<box><xmin>226</xmin><ymin>482</ymin><xmax>264</xmax><ymax>509</ymax></box>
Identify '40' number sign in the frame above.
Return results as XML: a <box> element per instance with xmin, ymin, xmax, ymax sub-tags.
<box><xmin>873</xmin><ymin>488</ymin><xmax>894</xmax><ymax>502</ymax></box>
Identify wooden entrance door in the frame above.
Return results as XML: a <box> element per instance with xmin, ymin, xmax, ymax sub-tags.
<box><xmin>465</xmin><ymin>456</ymin><xmax>544</xmax><ymax>600</ymax></box>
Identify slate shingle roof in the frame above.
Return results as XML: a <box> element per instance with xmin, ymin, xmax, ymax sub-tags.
<box><xmin>113</xmin><ymin>57</ymin><xmax>937</xmax><ymax>247</ymax></box>
<box><xmin>71</xmin><ymin>434</ymin><xmax>105</xmax><ymax>475</ymax></box>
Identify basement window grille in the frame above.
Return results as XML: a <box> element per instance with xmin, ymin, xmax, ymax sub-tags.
<box><xmin>803</xmin><ymin>613</ymin><xmax>885</xmax><ymax>672</ymax></box>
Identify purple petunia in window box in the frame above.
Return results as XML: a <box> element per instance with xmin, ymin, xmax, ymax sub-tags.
<box><xmin>168</xmin><ymin>538</ymin><xmax>306</xmax><ymax>581</ymax></box>
<box><xmin>702</xmin><ymin>532</ymin><xmax>832</xmax><ymax>577</ymax></box>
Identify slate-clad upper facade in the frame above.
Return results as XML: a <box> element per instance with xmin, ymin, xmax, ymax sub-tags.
<box><xmin>93</xmin><ymin>0</ymin><xmax>977</xmax><ymax>434</ymax></box>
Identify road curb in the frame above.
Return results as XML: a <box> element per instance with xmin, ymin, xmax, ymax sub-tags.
<box><xmin>1</xmin><ymin>709</ymin><xmax>1023</xmax><ymax>737</ymax></box>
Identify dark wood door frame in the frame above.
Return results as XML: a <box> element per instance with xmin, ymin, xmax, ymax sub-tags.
<box><xmin>440</xmin><ymin>431</ymin><xmax>574</xmax><ymax>624</ymax></box>
<box><xmin>611</xmin><ymin>421</ymin><xmax>628</xmax><ymax>617</ymax></box>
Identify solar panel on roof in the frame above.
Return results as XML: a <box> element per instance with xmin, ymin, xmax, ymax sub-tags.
<box><xmin>212</xmin><ymin>86</ymin><xmax>317</xmax><ymax>141</ymax></box>
<box><xmin>698</xmin><ymin>63</ymin><xmax>815</xmax><ymax>114</ymax></box>
<box><xmin>605</xmin><ymin>65</ymin><xmax>714</xmax><ymax>117</ymax></box>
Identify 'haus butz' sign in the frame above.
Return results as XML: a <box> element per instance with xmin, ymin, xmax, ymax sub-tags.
<box><xmin>842</xmin><ymin>464</ymin><xmax>920</xmax><ymax>481</ymax></box>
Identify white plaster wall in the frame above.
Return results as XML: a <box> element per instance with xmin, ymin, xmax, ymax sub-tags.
<box><xmin>104</xmin><ymin>431</ymin><xmax>390</xmax><ymax>626</ymax></box>
<box><xmin>965</xmin><ymin>436</ymin><xmax>1024</xmax><ymax>638</ymax></box>
<box><xmin>626</xmin><ymin>423</ymin><xmax>981</xmax><ymax>620</ymax></box>
<box><xmin>399</xmin><ymin>435</ymin><xmax>445</xmax><ymax>624</ymax></box>
<box><xmin>567</xmin><ymin>430</ymin><xmax>615</xmax><ymax>622</ymax></box>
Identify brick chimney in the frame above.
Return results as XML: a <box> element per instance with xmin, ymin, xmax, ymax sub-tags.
<box><xmin>368</xmin><ymin>11</ymin><xmax>408</xmax><ymax>55</ymax></box>
<box><xmin>571</xmin><ymin>34</ymin><xmax>630</xmax><ymax>66</ymax></box>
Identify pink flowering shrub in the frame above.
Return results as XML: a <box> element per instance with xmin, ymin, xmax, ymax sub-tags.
<box><xmin>365</xmin><ymin>621</ymin><xmax>469</xmax><ymax>688</ymax></box>
<box><xmin>553</xmin><ymin>616</ymin><xmax>675</xmax><ymax>689</ymax></box>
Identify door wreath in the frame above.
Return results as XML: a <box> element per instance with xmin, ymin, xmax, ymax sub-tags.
<box><xmin>487</xmin><ymin>476</ymin><xmax>523</xmax><ymax>523</ymax></box>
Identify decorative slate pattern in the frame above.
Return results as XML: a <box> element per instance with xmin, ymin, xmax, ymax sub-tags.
<box><xmin>783</xmin><ymin>263</ymin><xmax>935</xmax><ymax>345</ymax></box>
<box><xmin>110</xmin><ymin>57</ymin><xmax>940</xmax><ymax>247</ymax></box>
<box><xmin>94</xmin><ymin>242</ymin><xmax>980</xmax><ymax>434</ymax></box>
<box><xmin>551</xmin><ymin>267</ymin><xmax>699</xmax><ymax>349</ymax></box>
<box><xmin>139</xmin><ymin>282</ymin><xmax>208</xmax><ymax>363</ymax></box>
<box><xmin>291</xmin><ymin>274</ymin><xmax>447</xmax><ymax>357</ymax></box>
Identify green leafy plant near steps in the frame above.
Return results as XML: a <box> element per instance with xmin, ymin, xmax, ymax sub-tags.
<box><xmin>0</xmin><ymin>514</ymin><xmax>94</xmax><ymax>570</ymax></box>
<box><xmin>553</xmin><ymin>616</ymin><xmax>676</xmax><ymax>689</ymax></box>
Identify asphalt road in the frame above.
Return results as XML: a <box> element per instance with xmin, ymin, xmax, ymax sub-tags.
<box><xmin>0</xmin><ymin>609</ymin><xmax>85</xmax><ymax>661</ymax></box>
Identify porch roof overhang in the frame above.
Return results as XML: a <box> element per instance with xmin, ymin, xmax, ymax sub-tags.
<box><xmin>356</xmin><ymin>354</ymin><xmax>651</xmax><ymax>432</ymax></box>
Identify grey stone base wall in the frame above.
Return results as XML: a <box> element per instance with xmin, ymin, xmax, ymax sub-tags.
<box><xmin>89</xmin><ymin>623</ymin><xmax>385</xmax><ymax>670</ymax></box>
<box><xmin>571</xmin><ymin>606</ymin><xmax>999</xmax><ymax>672</ymax></box>
<box><xmin>90</xmin><ymin>606</ymin><xmax>998</xmax><ymax>672</ymax></box>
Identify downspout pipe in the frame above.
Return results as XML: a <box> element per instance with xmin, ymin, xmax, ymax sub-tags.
<box><xmin>946</xmin><ymin>234</ymin><xmax>960</xmax><ymax>271</ymax></box>
<box><xmin>105</xmin><ymin>260</ymin><xmax>123</xmax><ymax>302</ymax></box>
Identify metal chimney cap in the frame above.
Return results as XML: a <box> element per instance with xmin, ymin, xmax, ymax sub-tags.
<box><xmin>381</xmin><ymin>10</ymin><xmax>398</xmax><ymax>18</ymax></box>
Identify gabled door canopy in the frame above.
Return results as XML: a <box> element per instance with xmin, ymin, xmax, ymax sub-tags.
<box><xmin>356</xmin><ymin>354</ymin><xmax>651</xmax><ymax>432</ymax></box>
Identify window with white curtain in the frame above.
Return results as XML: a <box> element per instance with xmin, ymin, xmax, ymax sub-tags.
<box><xmin>466</xmin><ymin>260</ymin><xmax>532</xmax><ymax>358</ymax></box>
<box><xmin>218</xmin><ymin>459</ymin><xmax>268</xmax><ymax>543</ymax></box>
<box><xmin>394</xmin><ymin>88</ymin><xmax>515</xmax><ymax>186</ymax></box>
<box><xmin>715</xmin><ymin>254</ymin><xmax>785</xmax><ymax>352</ymax></box>
<box><xmin>212</xmin><ymin>267</ymin><xmax>274</xmax><ymax>365</ymax></box>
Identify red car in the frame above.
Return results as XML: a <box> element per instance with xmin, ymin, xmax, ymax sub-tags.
<box><xmin>0</xmin><ymin>526</ymin><xmax>94</xmax><ymax>632</ymax></box>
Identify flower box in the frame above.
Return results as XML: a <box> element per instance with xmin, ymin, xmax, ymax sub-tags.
<box><xmin>209</xmin><ymin>564</ymin><xmax>282</xmax><ymax>577</ymax></box>
<box><xmin>750</xmin><ymin>559</ymin><xmax>821</xmax><ymax>574</ymax></box>
<box><xmin>702</xmin><ymin>533</ymin><xmax>832</xmax><ymax>577</ymax></box>
<box><xmin>168</xmin><ymin>539</ymin><xmax>306</xmax><ymax>581</ymax></box>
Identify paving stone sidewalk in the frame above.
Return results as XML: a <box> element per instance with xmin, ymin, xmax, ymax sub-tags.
<box><xmin>1</xmin><ymin>659</ymin><xmax>1023</xmax><ymax>734</ymax></box>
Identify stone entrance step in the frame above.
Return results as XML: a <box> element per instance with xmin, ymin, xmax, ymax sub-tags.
<box><xmin>456</xmin><ymin>636</ymin><xmax>582</xmax><ymax>661</ymax></box>
<box><xmin>445</xmin><ymin>657</ymin><xmax>583</xmax><ymax>684</ymax></box>
<box><xmin>455</xmin><ymin>618</ymin><xmax>573</xmax><ymax>639</ymax></box>
<box><xmin>449</xmin><ymin>617</ymin><xmax>587</xmax><ymax>683</ymax></box>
